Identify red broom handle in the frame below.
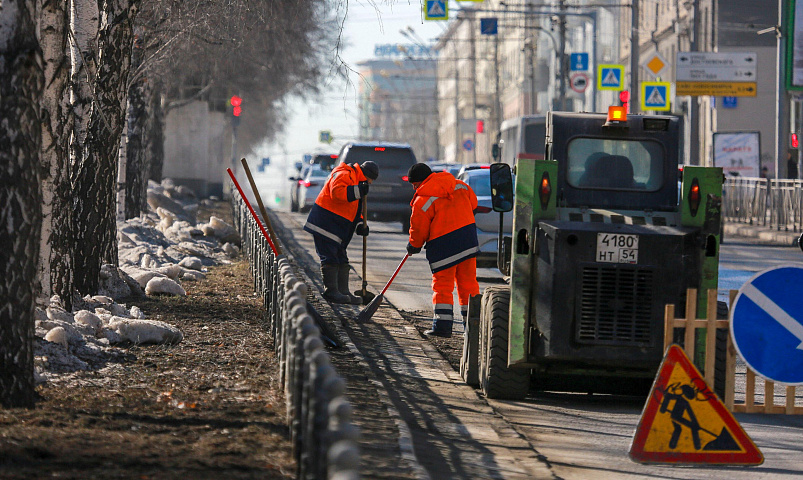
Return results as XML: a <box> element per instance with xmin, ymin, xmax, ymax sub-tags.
<box><xmin>380</xmin><ymin>254</ymin><xmax>410</xmax><ymax>296</ymax></box>
<box><xmin>227</xmin><ymin>168</ymin><xmax>278</xmax><ymax>256</ymax></box>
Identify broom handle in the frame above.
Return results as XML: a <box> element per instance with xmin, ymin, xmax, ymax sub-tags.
<box><xmin>361</xmin><ymin>199</ymin><xmax>368</xmax><ymax>295</ymax></box>
<box><xmin>380</xmin><ymin>254</ymin><xmax>410</xmax><ymax>296</ymax></box>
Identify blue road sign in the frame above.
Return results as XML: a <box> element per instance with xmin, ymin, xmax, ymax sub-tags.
<box><xmin>480</xmin><ymin>18</ymin><xmax>498</xmax><ymax>35</ymax></box>
<box><xmin>731</xmin><ymin>266</ymin><xmax>803</xmax><ymax>384</ymax></box>
<box><xmin>570</xmin><ymin>53</ymin><xmax>589</xmax><ymax>71</ymax></box>
<box><xmin>463</xmin><ymin>139</ymin><xmax>474</xmax><ymax>151</ymax></box>
<box><xmin>642</xmin><ymin>82</ymin><xmax>670</xmax><ymax>111</ymax></box>
<box><xmin>424</xmin><ymin>0</ymin><xmax>447</xmax><ymax>20</ymax></box>
<box><xmin>598</xmin><ymin>64</ymin><xmax>624</xmax><ymax>90</ymax></box>
<box><xmin>723</xmin><ymin>96</ymin><xmax>738</xmax><ymax>108</ymax></box>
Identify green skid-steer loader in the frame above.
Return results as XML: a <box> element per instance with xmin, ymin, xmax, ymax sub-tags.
<box><xmin>461</xmin><ymin>108</ymin><xmax>726</xmax><ymax>400</ymax></box>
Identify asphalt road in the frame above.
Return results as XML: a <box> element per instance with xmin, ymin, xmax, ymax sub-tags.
<box><xmin>330</xmin><ymin>216</ymin><xmax>803</xmax><ymax>479</ymax></box>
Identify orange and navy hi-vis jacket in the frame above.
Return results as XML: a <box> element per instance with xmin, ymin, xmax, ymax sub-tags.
<box><xmin>408</xmin><ymin>171</ymin><xmax>479</xmax><ymax>273</ymax></box>
<box><xmin>304</xmin><ymin>163</ymin><xmax>367</xmax><ymax>245</ymax></box>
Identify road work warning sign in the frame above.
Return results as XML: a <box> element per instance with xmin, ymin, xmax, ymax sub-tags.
<box><xmin>629</xmin><ymin>345</ymin><xmax>763</xmax><ymax>465</ymax></box>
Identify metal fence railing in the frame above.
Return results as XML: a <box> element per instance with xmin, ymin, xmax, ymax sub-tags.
<box><xmin>232</xmin><ymin>192</ymin><xmax>360</xmax><ymax>480</ymax></box>
<box><xmin>723</xmin><ymin>177</ymin><xmax>803</xmax><ymax>233</ymax></box>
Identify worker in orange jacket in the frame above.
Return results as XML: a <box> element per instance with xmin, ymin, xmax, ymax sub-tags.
<box><xmin>304</xmin><ymin>161</ymin><xmax>379</xmax><ymax>304</ymax></box>
<box><xmin>405</xmin><ymin>163</ymin><xmax>480</xmax><ymax>337</ymax></box>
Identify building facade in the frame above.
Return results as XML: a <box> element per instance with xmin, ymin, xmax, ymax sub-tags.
<box><xmin>357</xmin><ymin>55</ymin><xmax>439</xmax><ymax>163</ymax></box>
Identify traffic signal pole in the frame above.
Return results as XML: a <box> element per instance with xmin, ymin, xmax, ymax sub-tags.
<box><xmin>629</xmin><ymin>0</ymin><xmax>639</xmax><ymax>113</ymax></box>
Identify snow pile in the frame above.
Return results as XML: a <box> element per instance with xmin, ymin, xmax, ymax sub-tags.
<box><xmin>34</xmin><ymin>294</ymin><xmax>183</xmax><ymax>383</ymax></box>
<box><xmin>117</xmin><ymin>179</ymin><xmax>240</xmax><ymax>296</ymax></box>
<box><xmin>34</xmin><ymin>178</ymin><xmax>241</xmax><ymax>384</ymax></box>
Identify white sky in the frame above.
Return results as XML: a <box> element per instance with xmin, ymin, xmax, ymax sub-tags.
<box><xmin>254</xmin><ymin>0</ymin><xmax>446</xmax><ymax>176</ymax></box>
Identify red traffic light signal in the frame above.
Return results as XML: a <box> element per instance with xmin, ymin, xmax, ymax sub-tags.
<box><xmin>233</xmin><ymin>106</ymin><xmax>242</xmax><ymax>117</ymax></box>
<box><xmin>230</xmin><ymin>95</ymin><xmax>242</xmax><ymax>107</ymax></box>
<box><xmin>792</xmin><ymin>133</ymin><xmax>799</xmax><ymax>149</ymax></box>
<box><xmin>476</xmin><ymin>120</ymin><xmax>484</xmax><ymax>133</ymax></box>
<box><xmin>619</xmin><ymin>90</ymin><xmax>630</xmax><ymax>103</ymax></box>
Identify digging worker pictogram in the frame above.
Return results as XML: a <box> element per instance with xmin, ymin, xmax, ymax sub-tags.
<box><xmin>659</xmin><ymin>383</ymin><xmax>702</xmax><ymax>450</ymax></box>
<box><xmin>405</xmin><ymin>163</ymin><xmax>480</xmax><ymax>337</ymax></box>
<box><xmin>304</xmin><ymin>160</ymin><xmax>379</xmax><ymax>305</ymax></box>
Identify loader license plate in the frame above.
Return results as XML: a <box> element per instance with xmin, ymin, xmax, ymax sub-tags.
<box><xmin>596</xmin><ymin>233</ymin><xmax>639</xmax><ymax>264</ymax></box>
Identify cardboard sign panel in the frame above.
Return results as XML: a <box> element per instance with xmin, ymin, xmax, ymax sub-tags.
<box><xmin>630</xmin><ymin>345</ymin><xmax>763</xmax><ymax>465</ymax></box>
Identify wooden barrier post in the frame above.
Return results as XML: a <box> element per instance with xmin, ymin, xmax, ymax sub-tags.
<box><xmin>665</xmin><ymin>288</ymin><xmax>802</xmax><ymax>414</ymax></box>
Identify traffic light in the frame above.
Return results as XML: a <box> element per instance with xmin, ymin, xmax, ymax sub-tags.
<box><xmin>476</xmin><ymin>120</ymin><xmax>484</xmax><ymax>133</ymax></box>
<box><xmin>792</xmin><ymin>133</ymin><xmax>799</xmax><ymax>149</ymax></box>
<box><xmin>619</xmin><ymin>90</ymin><xmax>630</xmax><ymax>103</ymax></box>
<box><xmin>230</xmin><ymin>95</ymin><xmax>242</xmax><ymax>117</ymax></box>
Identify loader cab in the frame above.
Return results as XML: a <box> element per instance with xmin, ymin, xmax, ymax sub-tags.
<box><xmin>548</xmin><ymin>111</ymin><xmax>681</xmax><ymax>212</ymax></box>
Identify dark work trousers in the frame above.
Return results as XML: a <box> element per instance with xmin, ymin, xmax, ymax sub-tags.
<box><xmin>313</xmin><ymin>234</ymin><xmax>349</xmax><ymax>265</ymax></box>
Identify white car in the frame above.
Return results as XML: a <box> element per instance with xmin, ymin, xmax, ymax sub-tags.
<box><xmin>297</xmin><ymin>164</ymin><xmax>330</xmax><ymax>213</ymax></box>
<box><xmin>458</xmin><ymin>168</ymin><xmax>513</xmax><ymax>268</ymax></box>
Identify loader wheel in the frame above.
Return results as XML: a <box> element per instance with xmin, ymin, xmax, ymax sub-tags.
<box><xmin>714</xmin><ymin>301</ymin><xmax>728</xmax><ymax>400</ymax></box>
<box><xmin>479</xmin><ymin>286</ymin><xmax>529</xmax><ymax>400</ymax></box>
<box><xmin>671</xmin><ymin>300</ymin><xmax>729</xmax><ymax>400</ymax></box>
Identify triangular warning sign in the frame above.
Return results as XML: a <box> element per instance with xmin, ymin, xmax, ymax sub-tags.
<box><xmin>646</xmin><ymin>87</ymin><xmax>665</xmax><ymax>106</ymax></box>
<box><xmin>629</xmin><ymin>345</ymin><xmax>763</xmax><ymax>465</ymax></box>
<box><xmin>427</xmin><ymin>0</ymin><xmax>445</xmax><ymax>17</ymax></box>
<box><xmin>602</xmin><ymin>69</ymin><xmax>619</xmax><ymax>86</ymax></box>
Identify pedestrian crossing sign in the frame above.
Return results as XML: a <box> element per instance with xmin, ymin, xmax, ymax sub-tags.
<box><xmin>597</xmin><ymin>64</ymin><xmax>624</xmax><ymax>91</ymax></box>
<box><xmin>641</xmin><ymin>81</ymin><xmax>671</xmax><ymax>111</ymax></box>
<box><xmin>629</xmin><ymin>345</ymin><xmax>763</xmax><ymax>465</ymax></box>
<box><xmin>424</xmin><ymin>0</ymin><xmax>448</xmax><ymax>20</ymax></box>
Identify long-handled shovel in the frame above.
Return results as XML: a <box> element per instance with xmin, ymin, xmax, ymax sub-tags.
<box><xmin>357</xmin><ymin>254</ymin><xmax>410</xmax><ymax>322</ymax></box>
<box><xmin>354</xmin><ymin>199</ymin><xmax>376</xmax><ymax>305</ymax></box>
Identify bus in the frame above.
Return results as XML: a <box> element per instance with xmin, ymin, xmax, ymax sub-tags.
<box><xmin>496</xmin><ymin>115</ymin><xmax>547</xmax><ymax>166</ymax></box>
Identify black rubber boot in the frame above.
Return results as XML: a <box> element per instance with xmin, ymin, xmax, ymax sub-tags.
<box><xmin>424</xmin><ymin>316</ymin><xmax>453</xmax><ymax>338</ymax></box>
<box><xmin>322</xmin><ymin>265</ymin><xmax>351</xmax><ymax>304</ymax></box>
<box><xmin>338</xmin><ymin>264</ymin><xmax>362</xmax><ymax>305</ymax></box>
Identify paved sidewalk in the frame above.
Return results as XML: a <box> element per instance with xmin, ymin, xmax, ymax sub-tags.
<box><xmin>724</xmin><ymin>222</ymin><xmax>801</xmax><ymax>246</ymax></box>
<box><xmin>270</xmin><ymin>210</ymin><xmax>555</xmax><ymax>480</ymax></box>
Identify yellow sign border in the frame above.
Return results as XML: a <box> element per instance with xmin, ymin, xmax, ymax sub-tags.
<box><xmin>640</xmin><ymin>81</ymin><xmax>671</xmax><ymax>111</ymax></box>
<box><xmin>424</xmin><ymin>0</ymin><xmax>448</xmax><ymax>21</ymax></box>
<box><xmin>597</xmin><ymin>64</ymin><xmax>625</xmax><ymax>91</ymax></box>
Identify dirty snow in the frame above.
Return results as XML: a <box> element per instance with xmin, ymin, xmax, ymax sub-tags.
<box><xmin>34</xmin><ymin>179</ymin><xmax>240</xmax><ymax>385</ymax></box>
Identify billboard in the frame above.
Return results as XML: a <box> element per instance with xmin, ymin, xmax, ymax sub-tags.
<box><xmin>713</xmin><ymin>131</ymin><xmax>761</xmax><ymax>178</ymax></box>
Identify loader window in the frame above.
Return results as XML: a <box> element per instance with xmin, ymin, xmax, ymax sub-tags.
<box><xmin>567</xmin><ymin>138</ymin><xmax>664</xmax><ymax>191</ymax></box>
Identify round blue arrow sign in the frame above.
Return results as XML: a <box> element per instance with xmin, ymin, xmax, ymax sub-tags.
<box><xmin>730</xmin><ymin>266</ymin><xmax>803</xmax><ymax>384</ymax></box>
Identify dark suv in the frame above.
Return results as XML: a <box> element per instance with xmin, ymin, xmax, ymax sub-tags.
<box><xmin>336</xmin><ymin>142</ymin><xmax>416</xmax><ymax>232</ymax></box>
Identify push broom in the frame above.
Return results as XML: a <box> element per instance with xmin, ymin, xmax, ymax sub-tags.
<box><xmin>356</xmin><ymin>253</ymin><xmax>410</xmax><ymax>322</ymax></box>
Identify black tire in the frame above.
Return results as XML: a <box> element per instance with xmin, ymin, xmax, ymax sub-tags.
<box><xmin>714</xmin><ymin>301</ymin><xmax>728</xmax><ymax>400</ymax></box>
<box><xmin>479</xmin><ymin>286</ymin><xmax>529</xmax><ymax>400</ymax></box>
<box><xmin>671</xmin><ymin>300</ymin><xmax>729</xmax><ymax>399</ymax></box>
<box><xmin>290</xmin><ymin>196</ymin><xmax>299</xmax><ymax>212</ymax></box>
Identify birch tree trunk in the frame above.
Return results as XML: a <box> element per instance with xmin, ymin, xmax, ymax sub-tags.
<box><xmin>125</xmin><ymin>31</ymin><xmax>148</xmax><ymax>218</ymax></box>
<box><xmin>39</xmin><ymin>0</ymin><xmax>75</xmax><ymax>310</ymax></box>
<box><xmin>72</xmin><ymin>0</ymin><xmax>138</xmax><ymax>294</ymax></box>
<box><xmin>0</xmin><ymin>0</ymin><xmax>44</xmax><ymax>409</ymax></box>
<box><xmin>68</xmin><ymin>0</ymin><xmax>98</xmax><ymax>294</ymax></box>
<box><xmin>146</xmin><ymin>83</ymin><xmax>164</xmax><ymax>185</ymax></box>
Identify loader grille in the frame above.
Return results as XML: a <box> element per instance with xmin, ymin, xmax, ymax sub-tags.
<box><xmin>577</xmin><ymin>266</ymin><xmax>654</xmax><ymax>346</ymax></box>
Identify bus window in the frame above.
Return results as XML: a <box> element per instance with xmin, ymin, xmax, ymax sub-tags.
<box><xmin>501</xmin><ymin>125</ymin><xmax>518</xmax><ymax>165</ymax></box>
<box><xmin>523</xmin><ymin>123</ymin><xmax>546</xmax><ymax>157</ymax></box>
